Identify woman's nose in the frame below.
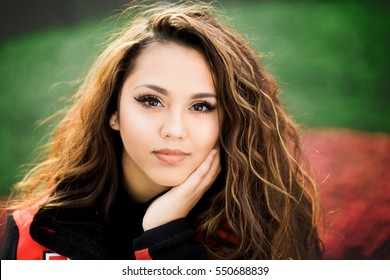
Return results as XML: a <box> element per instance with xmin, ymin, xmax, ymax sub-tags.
<box><xmin>160</xmin><ymin>111</ymin><xmax>187</xmax><ymax>140</ymax></box>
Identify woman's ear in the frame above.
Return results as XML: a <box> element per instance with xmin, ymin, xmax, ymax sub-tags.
<box><xmin>109</xmin><ymin>113</ymin><xmax>120</xmax><ymax>131</ymax></box>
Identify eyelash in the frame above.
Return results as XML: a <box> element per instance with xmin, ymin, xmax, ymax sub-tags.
<box><xmin>134</xmin><ymin>94</ymin><xmax>162</xmax><ymax>109</ymax></box>
<box><xmin>191</xmin><ymin>101</ymin><xmax>217</xmax><ymax>113</ymax></box>
<box><xmin>134</xmin><ymin>94</ymin><xmax>217</xmax><ymax>113</ymax></box>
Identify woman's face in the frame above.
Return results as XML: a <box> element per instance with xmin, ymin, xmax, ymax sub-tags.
<box><xmin>111</xmin><ymin>42</ymin><xmax>220</xmax><ymax>201</ymax></box>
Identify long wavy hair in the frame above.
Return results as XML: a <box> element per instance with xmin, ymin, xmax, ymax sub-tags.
<box><xmin>5</xmin><ymin>1</ymin><xmax>320</xmax><ymax>259</ymax></box>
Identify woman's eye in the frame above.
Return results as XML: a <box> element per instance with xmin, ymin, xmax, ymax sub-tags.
<box><xmin>191</xmin><ymin>102</ymin><xmax>217</xmax><ymax>113</ymax></box>
<box><xmin>134</xmin><ymin>95</ymin><xmax>162</xmax><ymax>108</ymax></box>
<box><xmin>145</xmin><ymin>98</ymin><xmax>160</xmax><ymax>107</ymax></box>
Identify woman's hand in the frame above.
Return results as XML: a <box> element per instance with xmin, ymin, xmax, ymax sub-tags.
<box><xmin>142</xmin><ymin>148</ymin><xmax>221</xmax><ymax>231</ymax></box>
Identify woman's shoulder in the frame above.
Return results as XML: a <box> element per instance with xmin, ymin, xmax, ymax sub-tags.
<box><xmin>1</xmin><ymin>204</ymin><xmax>68</xmax><ymax>260</ymax></box>
<box><xmin>12</xmin><ymin>204</ymin><xmax>40</xmax><ymax>231</ymax></box>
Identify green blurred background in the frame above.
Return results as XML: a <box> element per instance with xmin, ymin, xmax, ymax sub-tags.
<box><xmin>0</xmin><ymin>0</ymin><xmax>389</xmax><ymax>195</ymax></box>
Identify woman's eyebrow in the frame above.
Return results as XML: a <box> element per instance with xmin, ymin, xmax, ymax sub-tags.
<box><xmin>134</xmin><ymin>83</ymin><xmax>216</xmax><ymax>99</ymax></box>
<box><xmin>134</xmin><ymin>84</ymin><xmax>168</xmax><ymax>95</ymax></box>
<box><xmin>191</xmin><ymin>93</ymin><xmax>217</xmax><ymax>99</ymax></box>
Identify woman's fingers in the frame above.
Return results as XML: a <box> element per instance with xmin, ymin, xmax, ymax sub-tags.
<box><xmin>178</xmin><ymin>148</ymin><xmax>220</xmax><ymax>196</ymax></box>
<box><xmin>142</xmin><ymin>148</ymin><xmax>221</xmax><ymax>231</ymax></box>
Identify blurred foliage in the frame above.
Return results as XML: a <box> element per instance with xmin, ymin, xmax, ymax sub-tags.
<box><xmin>0</xmin><ymin>1</ymin><xmax>389</xmax><ymax>195</ymax></box>
<box><xmin>226</xmin><ymin>1</ymin><xmax>389</xmax><ymax>130</ymax></box>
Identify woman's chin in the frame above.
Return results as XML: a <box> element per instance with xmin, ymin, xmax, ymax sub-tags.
<box><xmin>153</xmin><ymin>176</ymin><xmax>189</xmax><ymax>188</ymax></box>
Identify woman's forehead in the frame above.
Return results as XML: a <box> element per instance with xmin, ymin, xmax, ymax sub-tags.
<box><xmin>123</xmin><ymin>42</ymin><xmax>216</xmax><ymax>95</ymax></box>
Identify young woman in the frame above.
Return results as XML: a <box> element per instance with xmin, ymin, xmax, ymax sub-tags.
<box><xmin>0</xmin><ymin>2</ymin><xmax>322</xmax><ymax>260</ymax></box>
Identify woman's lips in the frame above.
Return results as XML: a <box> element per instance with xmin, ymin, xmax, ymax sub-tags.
<box><xmin>153</xmin><ymin>149</ymin><xmax>189</xmax><ymax>164</ymax></box>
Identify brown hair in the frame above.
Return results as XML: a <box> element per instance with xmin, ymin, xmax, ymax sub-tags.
<box><xmin>5</xmin><ymin>1</ymin><xmax>320</xmax><ymax>259</ymax></box>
